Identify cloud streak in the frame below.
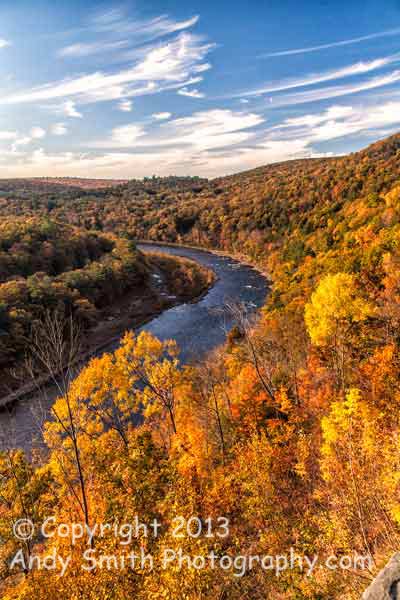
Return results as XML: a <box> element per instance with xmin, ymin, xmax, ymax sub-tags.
<box><xmin>178</xmin><ymin>87</ymin><xmax>205</xmax><ymax>98</ymax></box>
<box><xmin>2</xmin><ymin>33</ymin><xmax>213</xmax><ymax>106</ymax></box>
<box><xmin>92</xmin><ymin>11</ymin><xmax>199</xmax><ymax>40</ymax></box>
<box><xmin>271</xmin><ymin>100</ymin><xmax>400</xmax><ymax>143</ymax></box>
<box><xmin>262</xmin><ymin>27</ymin><xmax>400</xmax><ymax>57</ymax></box>
<box><xmin>51</xmin><ymin>123</ymin><xmax>68</xmax><ymax>135</ymax></box>
<box><xmin>118</xmin><ymin>99</ymin><xmax>133</xmax><ymax>112</ymax></box>
<box><xmin>152</xmin><ymin>112</ymin><xmax>172</xmax><ymax>120</ymax></box>
<box><xmin>30</xmin><ymin>127</ymin><xmax>46</xmax><ymax>139</ymax></box>
<box><xmin>236</xmin><ymin>55</ymin><xmax>399</xmax><ymax>98</ymax></box>
<box><xmin>269</xmin><ymin>70</ymin><xmax>400</xmax><ymax>106</ymax></box>
<box><xmin>59</xmin><ymin>40</ymin><xmax>129</xmax><ymax>58</ymax></box>
<box><xmin>62</xmin><ymin>100</ymin><xmax>83</xmax><ymax>118</ymax></box>
<box><xmin>89</xmin><ymin>109</ymin><xmax>264</xmax><ymax>151</ymax></box>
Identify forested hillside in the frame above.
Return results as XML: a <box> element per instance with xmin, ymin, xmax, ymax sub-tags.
<box><xmin>2</xmin><ymin>134</ymin><xmax>400</xmax><ymax>598</ymax></box>
<box><xmin>0</xmin><ymin>218</ymin><xmax>213</xmax><ymax>396</ymax></box>
<box><xmin>0</xmin><ymin>218</ymin><xmax>147</xmax><ymax>375</ymax></box>
<box><xmin>0</xmin><ymin>219</ymin><xmax>114</xmax><ymax>282</ymax></box>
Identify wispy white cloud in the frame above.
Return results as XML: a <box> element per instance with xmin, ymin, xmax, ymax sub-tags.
<box><xmin>163</xmin><ymin>109</ymin><xmax>264</xmax><ymax>147</ymax></box>
<box><xmin>272</xmin><ymin>100</ymin><xmax>400</xmax><ymax>142</ymax></box>
<box><xmin>178</xmin><ymin>87</ymin><xmax>205</xmax><ymax>98</ymax></box>
<box><xmin>92</xmin><ymin>8</ymin><xmax>125</xmax><ymax>27</ymax></box>
<box><xmin>62</xmin><ymin>100</ymin><xmax>83</xmax><ymax>118</ymax></box>
<box><xmin>30</xmin><ymin>127</ymin><xmax>46</xmax><ymax>139</ymax></box>
<box><xmin>157</xmin><ymin>109</ymin><xmax>263</xmax><ymax>150</ymax></box>
<box><xmin>62</xmin><ymin>11</ymin><xmax>202</xmax><ymax>67</ymax></box>
<box><xmin>152</xmin><ymin>112</ymin><xmax>172</xmax><ymax>120</ymax></box>
<box><xmin>93</xmin><ymin>124</ymin><xmax>146</xmax><ymax>148</ymax></box>
<box><xmin>2</xmin><ymin>33</ymin><xmax>213</xmax><ymax>106</ymax></box>
<box><xmin>118</xmin><ymin>99</ymin><xmax>133</xmax><ymax>112</ymax></box>
<box><xmin>112</xmin><ymin>124</ymin><xmax>146</xmax><ymax>145</ymax></box>
<box><xmin>93</xmin><ymin>11</ymin><xmax>199</xmax><ymax>40</ymax></box>
<box><xmin>262</xmin><ymin>28</ymin><xmax>400</xmax><ymax>58</ymax></box>
<box><xmin>9</xmin><ymin>127</ymin><xmax>46</xmax><ymax>151</ymax></box>
<box><xmin>51</xmin><ymin>123</ymin><xmax>68</xmax><ymax>135</ymax></box>
<box><xmin>279</xmin><ymin>106</ymin><xmax>354</xmax><ymax>128</ymax></box>
<box><xmin>59</xmin><ymin>40</ymin><xmax>129</xmax><ymax>58</ymax></box>
<box><xmin>90</xmin><ymin>109</ymin><xmax>264</xmax><ymax>151</ymax></box>
<box><xmin>58</xmin><ymin>10</ymin><xmax>200</xmax><ymax>60</ymax></box>
<box><xmin>269</xmin><ymin>70</ymin><xmax>400</xmax><ymax>106</ymax></box>
<box><xmin>0</xmin><ymin>39</ymin><xmax>10</xmax><ymax>49</ymax></box>
<box><xmin>237</xmin><ymin>55</ymin><xmax>399</xmax><ymax>98</ymax></box>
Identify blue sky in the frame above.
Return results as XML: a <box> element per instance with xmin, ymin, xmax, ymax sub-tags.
<box><xmin>1</xmin><ymin>0</ymin><xmax>400</xmax><ymax>178</ymax></box>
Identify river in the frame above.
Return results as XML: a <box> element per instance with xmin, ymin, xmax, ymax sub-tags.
<box><xmin>0</xmin><ymin>244</ymin><xmax>268</xmax><ymax>453</ymax></box>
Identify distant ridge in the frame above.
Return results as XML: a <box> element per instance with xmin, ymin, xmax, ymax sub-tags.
<box><xmin>0</xmin><ymin>177</ymin><xmax>128</xmax><ymax>191</ymax></box>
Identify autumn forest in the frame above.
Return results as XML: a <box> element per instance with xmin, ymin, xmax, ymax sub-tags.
<box><xmin>1</xmin><ymin>133</ymin><xmax>400</xmax><ymax>598</ymax></box>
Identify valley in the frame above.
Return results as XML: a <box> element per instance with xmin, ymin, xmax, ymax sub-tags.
<box><xmin>0</xmin><ymin>218</ymin><xmax>214</xmax><ymax>400</ymax></box>
<box><xmin>2</xmin><ymin>133</ymin><xmax>400</xmax><ymax>598</ymax></box>
<box><xmin>0</xmin><ymin>244</ymin><xmax>267</xmax><ymax>452</ymax></box>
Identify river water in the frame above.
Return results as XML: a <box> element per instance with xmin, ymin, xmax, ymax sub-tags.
<box><xmin>0</xmin><ymin>244</ymin><xmax>268</xmax><ymax>452</ymax></box>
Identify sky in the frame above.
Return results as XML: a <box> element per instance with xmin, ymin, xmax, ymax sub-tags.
<box><xmin>1</xmin><ymin>0</ymin><xmax>400</xmax><ymax>179</ymax></box>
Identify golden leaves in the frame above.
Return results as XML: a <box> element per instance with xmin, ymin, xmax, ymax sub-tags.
<box><xmin>304</xmin><ymin>272</ymin><xmax>373</xmax><ymax>346</ymax></box>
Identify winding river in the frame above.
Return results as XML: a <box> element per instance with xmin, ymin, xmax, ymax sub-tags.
<box><xmin>0</xmin><ymin>244</ymin><xmax>269</xmax><ymax>452</ymax></box>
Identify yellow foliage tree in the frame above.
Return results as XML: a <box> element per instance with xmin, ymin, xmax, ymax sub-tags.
<box><xmin>318</xmin><ymin>388</ymin><xmax>399</xmax><ymax>560</ymax></box>
<box><xmin>305</xmin><ymin>273</ymin><xmax>372</xmax><ymax>347</ymax></box>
